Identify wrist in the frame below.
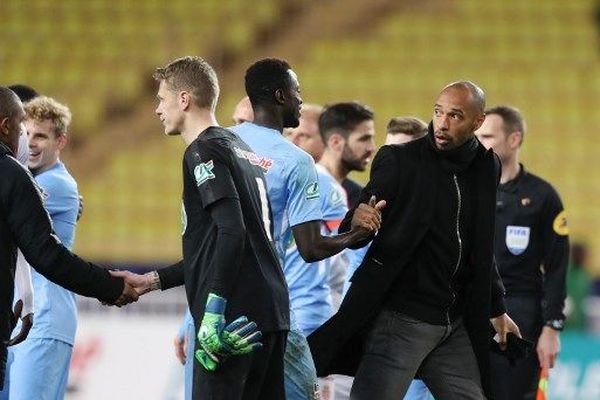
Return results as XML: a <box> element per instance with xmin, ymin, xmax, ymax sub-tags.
<box><xmin>144</xmin><ymin>271</ymin><xmax>161</xmax><ymax>293</ymax></box>
<box><xmin>205</xmin><ymin>293</ymin><xmax>227</xmax><ymax>315</ymax></box>
<box><xmin>544</xmin><ymin>320</ymin><xmax>564</xmax><ymax>332</ymax></box>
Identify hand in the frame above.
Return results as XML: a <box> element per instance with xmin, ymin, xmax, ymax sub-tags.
<box><xmin>195</xmin><ymin>293</ymin><xmax>262</xmax><ymax>371</ymax></box>
<box><xmin>490</xmin><ymin>313</ymin><xmax>521</xmax><ymax>351</ymax></box>
<box><xmin>7</xmin><ymin>300</ymin><xmax>33</xmax><ymax>346</ymax></box>
<box><xmin>112</xmin><ymin>282</ymin><xmax>140</xmax><ymax>307</ymax></box>
<box><xmin>195</xmin><ymin>293</ymin><xmax>227</xmax><ymax>371</ymax></box>
<box><xmin>174</xmin><ymin>333</ymin><xmax>188</xmax><ymax>365</ymax></box>
<box><xmin>220</xmin><ymin>316</ymin><xmax>262</xmax><ymax>356</ymax></box>
<box><xmin>351</xmin><ymin>195</ymin><xmax>386</xmax><ymax>233</ymax></box>
<box><xmin>109</xmin><ymin>270</ymin><xmax>155</xmax><ymax>295</ymax></box>
<box><xmin>537</xmin><ymin>326</ymin><xmax>560</xmax><ymax>369</ymax></box>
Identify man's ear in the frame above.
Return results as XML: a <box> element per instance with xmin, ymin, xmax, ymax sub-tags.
<box><xmin>508</xmin><ymin>131</ymin><xmax>523</xmax><ymax>149</ymax></box>
<box><xmin>473</xmin><ymin>112</ymin><xmax>486</xmax><ymax>132</ymax></box>
<box><xmin>0</xmin><ymin>117</ymin><xmax>9</xmax><ymax>136</ymax></box>
<box><xmin>179</xmin><ymin>91</ymin><xmax>192</xmax><ymax>111</ymax></box>
<box><xmin>56</xmin><ymin>134</ymin><xmax>68</xmax><ymax>151</ymax></box>
<box><xmin>274</xmin><ymin>88</ymin><xmax>286</xmax><ymax>105</ymax></box>
<box><xmin>328</xmin><ymin>132</ymin><xmax>345</xmax><ymax>152</ymax></box>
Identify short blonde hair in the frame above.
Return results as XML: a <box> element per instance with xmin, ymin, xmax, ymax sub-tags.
<box><xmin>24</xmin><ymin>96</ymin><xmax>72</xmax><ymax>137</ymax></box>
<box><xmin>153</xmin><ymin>56</ymin><xmax>220</xmax><ymax>112</ymax></box>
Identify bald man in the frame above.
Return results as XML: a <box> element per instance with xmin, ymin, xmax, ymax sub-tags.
<box><xmin>309</xmin><ymin>81</ymin><xmax>520</xmax><ymax>400</ymax></box>
<box><xmin>231</xmin><ymin>96</ymin><xmax>253</xmax><ymax>125</ymax></box>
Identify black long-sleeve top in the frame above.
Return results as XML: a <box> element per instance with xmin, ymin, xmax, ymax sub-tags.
<box><xmin>494</xmin><ymin>165</ymin><xmax>569</xmax><ymax>324</ymax></box>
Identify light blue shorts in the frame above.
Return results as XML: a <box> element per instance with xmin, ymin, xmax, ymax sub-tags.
<box><xmin>404</xmin><ymin>379</ymin><xmax>432</xmax><ymax>400</ymax></box>
<box><xmin>184</xmin><ymin>320</ymin><xmax>195</xmax><ymax>400</ymax></box>
<box><xmin>0</xmin><ymin>338</ymin><xmax>72</xmax><ymax>400</ymax></box>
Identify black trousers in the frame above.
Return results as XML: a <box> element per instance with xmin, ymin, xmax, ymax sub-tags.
<box><xmin>192</xmin><ymin>330</ymin><xmax>287</xmax><ymax>400</ymax></box>
<box><xmin>490</xmin><ymin>295</ymin><xmax>543</xmax><ymax>400</ymax></box>
<box><xmin>351</xmin><ymin>310</ymin><xmax>485</xmax><ymax>400</ymax></box>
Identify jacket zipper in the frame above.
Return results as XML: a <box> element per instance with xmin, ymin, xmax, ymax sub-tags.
<box><xmin>447</xmin><ymin>174</ymin><xmax>462</xmax><ymax>325</ymax></box>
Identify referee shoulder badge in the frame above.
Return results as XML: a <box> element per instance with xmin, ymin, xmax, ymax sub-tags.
<box><xmin>552</xmin><ymin>210</ymin><xmax>569</xmax><ymax>236</ymax></box>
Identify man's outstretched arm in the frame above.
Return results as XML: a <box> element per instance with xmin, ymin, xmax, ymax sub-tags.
<box><xmin>292</xmin><ymin>195</ymin><xmax>385</xmax><ymax>262</ymax></box>
<box><xmin>3</xmin><ymin>159</ymin><xmax>136</xmax><ymax>306</ymax></box>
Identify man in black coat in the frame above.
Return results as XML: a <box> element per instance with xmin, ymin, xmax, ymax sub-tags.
<box><xmin>308</xmin><ymin>81</ymin><xmax>521</xmax><ymax>399</ymax></box>
<box><xmin>0</xmin><ymin>87</ymin><xmax>138</xmax><ymax>389</ymax></box>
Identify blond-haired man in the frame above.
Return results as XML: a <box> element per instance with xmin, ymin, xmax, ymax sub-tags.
<box><xmin>113</xmin><ymin>56</ymin><xmax>290</xmax><ymax>400</ymax></box>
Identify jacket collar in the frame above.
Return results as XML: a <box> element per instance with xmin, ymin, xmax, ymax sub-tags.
<box><xmin>498</xmin><ymin>163</ymin><xmax>526</xmax><ymax>194</ymax></box>
<box><xmin>0</xmin><ymin>141</ymin><xmax>13</xmax><ymax>157</ymax></box>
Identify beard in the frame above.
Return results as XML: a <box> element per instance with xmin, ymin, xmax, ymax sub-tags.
<box><xmin>283</xmin><ymin>110</ymin><xmax>300</xmax><ymax>129</ymax></box>
<box><xmin>341</xmin><ymin>146</ymin><xmax>367</xmax><ymax>172</ymax></box>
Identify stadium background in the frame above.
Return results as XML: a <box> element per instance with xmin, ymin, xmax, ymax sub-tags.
<box><xmin>2</xmin><ymin>0</ymin><xmax>600</xmax><ymax>399</ymax></box>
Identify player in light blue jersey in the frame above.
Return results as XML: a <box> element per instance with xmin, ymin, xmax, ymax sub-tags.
<box><xmin>1</xmin><ymin>96</ymin><xmax>80</xmax><ymax>400</ymax></box>
<box><xmin>231</xmin><ymin>59</ymin><xmax>383</xmax><ymax>400</ymax></box>
<box><xmin>283</xmin><ymin>105</ymin><xmax>348</xmax><ymax>337</ymax></box>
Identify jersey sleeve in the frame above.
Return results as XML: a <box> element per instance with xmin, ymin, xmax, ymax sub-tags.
<box><xmin>540</xmin><ymin>185</ymin><xmax>569</xmax><ymax>323</ymax></box>
<box><xmin>286</xmin><ymin>152</ymin><xmax>323</xmax><ymax>227</ymax></box>
<box><xmin>184</xmin><ymin>141</ymin><xmax>239</xmax><ymax>209</ymax></box>
<box><xmin>36</xmin><ymin>173</ymin><xmax>79</xmax><ymax>248</ymax></box>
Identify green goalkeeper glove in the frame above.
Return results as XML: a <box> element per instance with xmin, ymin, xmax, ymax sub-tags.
<box><xmin>195</xmin><ymin>293</ymin><xmax>262</xmax><ymax>371</ymax></box>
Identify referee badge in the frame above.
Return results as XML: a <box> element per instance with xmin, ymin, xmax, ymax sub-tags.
<box><xmin>506</xmin><ymin>225</ymin><xmax>530</xmax><ymax>255</ymax></box>
<box><xmin>553</xmin><ymin>210</ymin><xmax>569</xmax><ymax>236</ymax></box>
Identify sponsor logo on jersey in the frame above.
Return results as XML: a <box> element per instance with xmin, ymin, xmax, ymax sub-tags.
<box><xmin>506</xmin><ymin>225</ymin><xmax>530</xmax><ymax>255</ymax></box>
<box><xmin>234</xmin><ymin>146</ymin><xmax>274</xmax><ymax>172</ymax></box>
<box><xmin>194</xmin><ymin>160</ymin><xmax>215</xmax><ymax>186</ymax></box>
<box><xmin>305</xmin><ymin>181</ymin><xmax>320</xmax><ymax>200</ymax></box>
<box><xmin>553</xmin><ymin>210</ymin><xmax>569</xmax><ymax>236</ymax></box>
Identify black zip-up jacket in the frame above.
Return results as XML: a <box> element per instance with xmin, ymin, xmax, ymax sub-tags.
<box><xmin>495</xmin><ymin>165</ymin><xmax>569</xmax><ymax>324</ymax></box>
<box><xmin>0</xmin><ymin>142</ymin><xmax>123</xmax><ymax>388</ymax></box>
<box><xmin>384</xmin><ymin>158</ymin><xmax>474</xmax><ymax>325</ymax></box>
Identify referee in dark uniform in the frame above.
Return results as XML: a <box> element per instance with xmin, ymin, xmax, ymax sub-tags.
<box><xmin>476</xmin><ymin>105</ymin><xmax>569</xmax><ymax>400</ymax></box>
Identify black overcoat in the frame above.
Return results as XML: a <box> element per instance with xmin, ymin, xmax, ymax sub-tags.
<box><xmin>308</xmin><ymin>135</ymin><xmax>505</xmax><ymax>399</ymax></box>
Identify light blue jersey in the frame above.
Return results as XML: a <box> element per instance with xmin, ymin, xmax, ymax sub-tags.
<box><xmin>284</xmin><ymin>164</ymin><xmax>348</xmax><ymax>335</ymax></box>
<box><xmin>229</xmin><ymin>122</ymin><xmax>322</xmax><ymax>263</ymax></box>
<box><xmin>14</xmin><ymin>161</ymin><xmax>80</xmax><ymax>344</ymax></box>
<box><xmin>230</xmin><ymin>122</ymin><xmax>323</xmax><ymax>400</ymax></box>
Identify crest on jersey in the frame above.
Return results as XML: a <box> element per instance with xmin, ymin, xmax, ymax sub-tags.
<box><xmin>330</xmin><ymin>188</ymin><xmax>344</xmax><ymax>206</ymax></box>
<box><xmin>305</xmin><ymin>182</ymin><xmax>320</xmax><ymax>200</ymax></box>
<box><xmin>194</xmin><ymin>160</ymin><xmax>215</xmax><ymax>186</ymax></box>
<box><xmin>506</xmin><ymin>225</ymin><xmax>530</xmax><ymax>255</ymax></box>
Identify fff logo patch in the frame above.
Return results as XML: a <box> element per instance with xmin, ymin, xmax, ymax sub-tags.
<box><xmin>505</xmin><ymin>225</ymin><xmax>530</xmax><ymax>256</ymax></box>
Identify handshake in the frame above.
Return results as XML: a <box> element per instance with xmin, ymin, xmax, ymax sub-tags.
<box><xmin>105</xmin><ymin>269</ymin><xmax>162</xmax><ymax>307</ymax></box>
<box><xmin>196</xmin><ymin>293</ymin><xmax>263</xmax><ymax>371</ymax></box>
